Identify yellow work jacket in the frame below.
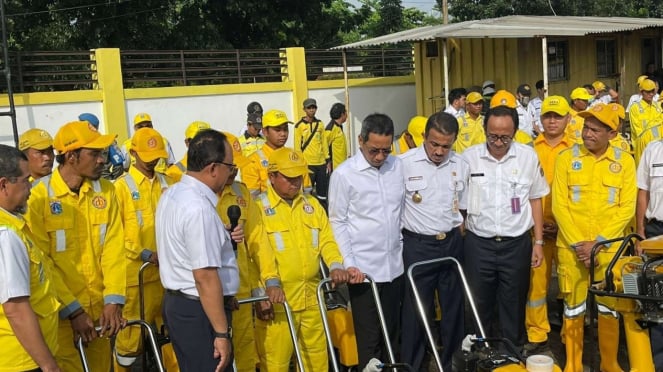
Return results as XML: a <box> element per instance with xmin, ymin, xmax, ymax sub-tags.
<box><xmin>295</xmin><ymin>118</ymin><xmax>329</xmax><ymax>166</ymax></box>
<box><xmin>533</xmin><ymin>133</ymin><xmax>573</xmax><ymax>219</ymax></box>
<box><xmin>609</xmin><ymin>133</ymin><xmax>633</xmax><ymax>156</ymax></box>
<box><xmin>392</xmin><ymin>135</ymin><xmax>411</xmax><ymax>155</ymax></box>
<box><xmin>454</xmin><ymin>113</ymin><xmax>484</xmax><ymax>153</ymax></box>
<box><xmin>114</xmin><ymin>167</ymin><xmax>171</xmax><ymax>286</ymax></box>
<box><xmin>0</xmin><ymin>209</ymin><xmax>61</xmax><ymax>372</ymax></box>
<box><xmin>566</xmin><ymin>109</ymin><xmax>584</xmax><ymax>144</ymax></box>
<box><xmin>552</xmin><ymin>144</ymin><xmax>636</xmax><ymax>250</ymax></box>
<box><xmin>253</xmin><ymin>186</ymin><xmax>344</xmax><ymax>312</ymax></box>
<box><xmin>122</xmin><ymin>137</ymin><xmax>172</xmax><ymax>174</ymax></box>
<box><xmin>216</xmin><ymin>182</ymin><xmax>261</xmax><ymax>297</ymax></box>
<box><xmin>165</xmin><ymin>156</ymin><xmax>187</xmax><ymax>183</ymax></box>
<box><xmin>238</xmin><ymin>132</ymin><xmax>266</xmax><ymax>158</ymax></box>
<box><xmin>629</xmin><ymin>100</ymin><xmax>663</xmax><ymax>139</ymax></box>
<box><xmin>325</xmin><ymin>121</ymin><xmax>347</xmax><ymax>170</ymax></box>
<box><xmin>26</xmin><ymin>168</ymin><xmax>126</xmax><ymax>320</ymax></box>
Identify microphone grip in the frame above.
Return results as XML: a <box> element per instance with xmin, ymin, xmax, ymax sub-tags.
<box><xmin>227</xmin><ymin>205</ymin><xmax>241</xmax><ymax>251</ymax></box>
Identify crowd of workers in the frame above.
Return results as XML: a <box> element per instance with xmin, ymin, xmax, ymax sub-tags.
<box><xmin>1</xmin><ymin>74</ymin><xmax>663</xmax><ymax>372</ymax></box>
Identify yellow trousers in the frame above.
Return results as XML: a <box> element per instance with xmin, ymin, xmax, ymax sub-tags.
<box><xmin>255</xmin><ymin>306</ymin><xmax>327</xmax><ymax>372</ymax></box>
<box><xmin>233</xmin><ymin>300</ymin><xmax>258</xmax><ymax>372</ymax></box>
<box><xmin>56</xmin><ymin>320</ymin><xmax>111</xmax><ymax>372</ymax></box>
<box><xmin>526</xmin><ymin>240</ymin><xmax>556</xmax><ymax>343</ymax></box>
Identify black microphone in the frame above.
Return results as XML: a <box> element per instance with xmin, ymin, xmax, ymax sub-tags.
<box><xmin>227</xmin><ymin>205</ymin><xmax>241</xmax><ymax>251</ymax></box>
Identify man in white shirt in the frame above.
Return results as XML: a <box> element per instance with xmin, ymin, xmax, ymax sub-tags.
<box><xmin>399</xmin><ymin>112</ymin><xmax>469</xmax><ymax>372</ymax></box>
<box><xmin>527</xmin><ymin>80</ymin><xmax>545</xmax><ymax>135</ymax></box>
<box><xmin>444</xmin><ymin>88</ymin><xmax>467</xmax><ymax>119</ymax></box>
<box><xmin>329</xmin><ymin>113</ymin><xmax>405</xmax><ymax>370</ymax></box>
<box><xmin>462</xmin><ymin>96</ymin><xmax>548</xmax><ymax>352</ymax></box>
<box><xmin>516</xmin><ymin>84</ymin><xmax>535</xmax><ymax>138</ymax></box>
<box><xmin>157</xmin><ymin>129</ymin><xmax>242</xmax><ymax>372</ymax></box>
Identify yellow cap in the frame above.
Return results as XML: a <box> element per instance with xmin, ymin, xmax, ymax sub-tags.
<box><xmin>592</xmin><ymin>81</ymin><xmax>606</xmax><ymax>92</ymax></box>
<box><xmin>133</xmin><ymin>113</ymin><xmax>152</xmax><ymax>126</ymax></box>
<box><xmin>18</xmin><ymin>128</ymin><xmax>53</xmax><ymax>151</ymax></box>
<box><xmin>131</xmin><ymin>128</ymin><xmax>168</xmax><ymax>162</ymax></box>
<box><xmin>267</xmin><ymin>147</ymin><xmax>308</xmax><ymax>177</ymax></box>
<box><xmin>578</xmin><ymin>103</ymin><xmax>618</xmax><ymax>130</ymax></box>
<box><xmin>541</xmin><ymin>96</ymin><xmax>570</xmax><ymax>116</ymax></box>
<box><xmin>639</xmin><ymin>79</ymin><xmax>656</xmax><ymax>91</ymax></box>
<box><xmin>489</xmin><ymin>90</ymin><xmax>517</xmax><ymax>109</ymax></box>
<box><xmin>222</xmin><ymin>132</ymin><xmax>251</xmax><ymax>168</ymax></box>
<box><xmin>466</xmin><ymin>92</ymin><xmax>483</xmax><ymax>104</ymax></box>
<box><xmin>185</xmin><ymin>121</ymin><xmax>211</xmax><ymax>139</ymax></box>
<box><xmin>637</xmin><ymin>75</ymin><xmax>649</xmax><ymax>85</ymax></box>
<box><xmin>570</xmin><ymin>87</ymin><xmax>593</xmax><ymax>101</ymax></box>
<box><xmin>607</xmin><ymin>103</ymin><xmax>625</xmax><ymax>129</ymax></box>
<box><xmin>53</xmin><ymin>121</ymin><xmax>116</xmax><ymax>154</ymax></box>
<box><xmin>407</xmin><ymin>116</ymin><xmax>427</xmax><ymax>147</ymax></box>
<box><xmin>262</xmin><ymin>110</ymin><xmax>292</xmax><ymax>128</ymax></box>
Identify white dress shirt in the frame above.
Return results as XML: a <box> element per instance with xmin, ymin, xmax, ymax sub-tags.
<box><xmin>0</xmin><ymin>227</ymin><xmax>30</xmax><ymax>304</ymax></box>
<box><xmin>462</xmin><ymin>143</ymin><xmax>549</xmax><ymax>238</ymax></box>
<box><xmin>156</xmin><ymin>175</ymin><xmax>239</xmax><ymax>296</ymax></box>
<box><xmin>444</xmin><ymin>106</ymin><xmax>465</xmax><ymax>119</ymax></box>
<box><xmin>517</xmin><ymin>103</ymin><xmax>535</xmax><ymax>138</ymax></box>
<box><xmin>399</xmin><ymin>146</ymin><xmax>469</xmax><ymax>234</ymax></box>
<box><xmin>329</xmin><ymin>153</ymin><xmax>405</xmax><ymax>283</ymax></box>
<box><xmin>527</xmin><ymin>97</ymin><xmax>543</xmax><ymax>133</ymax></box>
<box><xmin>637</xmin><ymin>140</ymin><xmax>663</xmax><ymax>221</ymax></box>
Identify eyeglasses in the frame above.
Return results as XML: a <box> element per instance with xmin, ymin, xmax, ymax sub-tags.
<box><xmin>213</xmin><ymin>161</ymin><xmax>237</xmax><ymax>172</ymax></box>
<box><xmin>487</xmin><ymin>134</ymin><xmax>513</xmax><ymax>144</ymax></box>
<box><xmin>367</xmin><ymin>147</ymin><xmax>392</xmax><ymax>156</ymax></box>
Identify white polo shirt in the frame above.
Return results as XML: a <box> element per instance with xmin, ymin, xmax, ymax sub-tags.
<box><xmin>444</xmin><ymin>106</ymin><xmax>465</xmax><ymax>119</ymax></box>
<box><xmin>527</xmin><ymin>97</ymin><xmax>543</xmax><ymax>133</ymax></box>
<box><xmin>0</xmin><ymin>227</ymin><xmax>30</xmax><ymax>304</ymax></box>
<box><xmin>462</xmin><ymin>142</ymin><xmax>549</xmax><ymax>238</ymax></box>
<box><xmin>517</xmin><ymin>103</ymin><xmax>535</xmax><ymax>138</ymax></box>
<box><xmin>637</xmin><ymin>140</ymin><xmax>663</xmax><ymax>221</ymax></box>
<box><xmin>399</xmin><ymin>146</ymin><xmax>469</xmax><ymax>234</ymax></box>
<box><xmin>156</xmin><ymin>175</ymin><xmax>239</xmax><ymax>297</ymax></box>
<box><xmin>329</xmin><ymin>153</ymin><xmax>405</xmax><ymax>283</ymax></box>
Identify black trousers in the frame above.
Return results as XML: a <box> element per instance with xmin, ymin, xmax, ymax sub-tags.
<box><xmin>400</xmin><ymin>228</ymin><xmax>464</xmax><ymax>372</ymax></box>
<box><xmin>163</xmin><ymin>291</ymin><xmax>234</xmax><ymax>372</ymax></box>
<box><xmin>308</xmin><ymin>164</ymin><xmax>328</xmax><ymax>208</ymax></box>
<box><xmin>464</xmin><ymin>231</ymin><xmax>532</xmax><ymax>349</ymax></box>
<box><xmin>348</xmin><ymin>275</ymin><xmax>404</xmax><ymax>370</ymax></box>
<box><xmin>645</xmin><ymin>219</ymin><xmax>663</xmax><ymax>370</ymax></box>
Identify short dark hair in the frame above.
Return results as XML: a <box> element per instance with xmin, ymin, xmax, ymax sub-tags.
<box><xmin>330</xmin><ymin>103</ymin><xmax>346</xmax><ymax>120</ymax></box>
<box><xmin>583</xmin><ymin>84</ymin><xmax>595</xmax><ymax>92</ymax></box>
<box><xmin>55</xmin><ymin>148</ymin><xmax>81</xmax><ymax>165</ymax></box>
<box><xmin>535</xmin><ymin>80</ymin><xmax>544</xmax><ymax>90</ymax></box>
<box><xmin>187</xmin><ymin>130</ymin><xmax>228</xmax><ymax>172</ymax></box>
<box><xmin>0</xmin><ymin>144</ymin><xmax>27</xmax><ymax>179</ymax></box>
<box><xmin>448</xmin><ymin>88</ymin><xmax>467</xmax><ymax>105</ymax></box>
<box><xmin>484</xmin><ymin>106</ymin><xmax>519</xmax><ymax>133</ymax></box>
<box><xmin>425</xmin><ymin>111</ymin><xmax>459</xmax><ymax>137</ymax></box>
<box><xmin>359</xmin><ymin>113</ymin><xmax>394</xmax><ymax>142</ymax></box>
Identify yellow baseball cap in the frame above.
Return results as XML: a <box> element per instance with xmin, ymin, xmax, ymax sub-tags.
<box><xmin>133</xmin><ymin>113</ymin><xmax>152</xmax><ymax>126</ymax></box>
<box><xmin>570</xmin><ymin>87</ymin><xmax>593</xmax><ymax>101</ymax></box>
<box><xmin>223</xmin><ymin>132</ymin><xmax>251</xmax><ymax>168</ymax></box>
<box><xmin>466</xmin><ymin>92</ymin><xmax>483</xmax><ymax>104</ymax></box>
<box><xmin>541</xmin><ymin>96</ymin><xmax>570</xmax><ymax>116</ymax></box>
<box><xmin>578</xmin><ymin>103</ymin><xmax>618</xmax><ymax>130</ymax></box>
<box><xmin>489</xmin><ymin>90</ymin><xmax>517</xmax><ymax>109</ymax></box>
<box><xmin>639</xmin><ymin>79</ymin><xmax>657</xmax><ymax>92</ymax></box>
<box><xmin>592</xmin><ymin>81</ymin><xmax>606</xmax><ymax>92</ymax></box>
<box><xmin>185</xmin><ymin>121</ymin><xmax>211</xmax><ymax>139</ymax></box>
<box><xmin>53</xmin><ymin>121</ymin><xmax>116</xmax><ymax>154</ymax></box>
<box><xmin>637</xmin><ymin>75</ymin><xmax>649</xmax><ymax>85</ymax></box>
<box><xmin>262</xmin><ymin>110</ymin><xmax>292</xmax><ymax>128</ymax></box>
<box><xmin>18</xmin><ymin>128</ymin><xmax>53</xmax><ymax>151</ymax></box>
<box><xmin>407</xmin><ymin>116</ymin><xmax>427</xmax><ymax>147</ymax></box>
<box><xmin>131</xmin><ymin>128</ymin><xmax>168</xmax><ymax>162</ymax></box>
<box><xmin>607</xmin><ymin>103</ymin><xmax>625</xmax><ymax>129</ymax></box>
<box><xmin>267</xmin><ymin>147</ymin><xmax>308</xmax><ymax>177</ymax></box>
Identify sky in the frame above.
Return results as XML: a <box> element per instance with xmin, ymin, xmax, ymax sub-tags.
<box><xmin>349</xmin><ymin>0</ymin><xmax>440</xmax><ymax>16</ymax></box>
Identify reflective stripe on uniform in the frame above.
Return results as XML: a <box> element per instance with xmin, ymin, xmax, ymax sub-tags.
<box><xmin>527</xmin><ymin>296</ymin><xmax>547</xmax><ymax>309</ymax></box>
<box><xmin>231</xmin><ymin>182</ymin><xmax>243</xmax><ymax>197</ymax></box>
<box><xmin>564</xmin><ymin>301</ymin><xmax>586</xmax><ymax>318</ymax></box>
<box><xmin>175</xmin><ymin>162</ymin><xmax>185</xmax><ymax>172</ymax></box>
<box><xmin>92</xmin><ymin>180</ymin><xmax>107</xmax><ymax>246</ymax></box>
<box><xmin>123</xmin><ymin>174</ymin><xmax>143</xmax><ymax>227</ymax></box>
<box><xmin>572</xmin><ymin>186</ymin><xmax>580</xmax><ymax>203</ymax></box>
<box><xmin>597</xmin><ymin>303</ymin><xmax>619</xmax><ymax>318</ymax></box>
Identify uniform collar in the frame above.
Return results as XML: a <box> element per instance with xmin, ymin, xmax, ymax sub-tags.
<box><xmin>353</xmin><ymin>151</ymin><xmax>396</xmax><ymax>172</ymax></box>
<box><xmin>0</xmin><ymin>206</ymin><xmax>25</xmax><ymax>229</ymax></box>
<box><xmin>266</xmin><ymin>184</ymin><xmax>304</xmax><ymax>209</ymax></box>
<box><xmin>479</xmin><ymin>142</ymin><xmax>517</xmax><ymax>161</ymax></box>
<box><xmin>180</xmin><ymin>174</ymin><xmax>218</xmax><ymax>207</ymax></box>
<box><xmin>534</xmin><ymin>133</ymin><xmax>572</xmax><ymax>147</ymax></box>
<box><xmin>412</xmin><ymin>145</ymin><xmax>455</xmax><ymax>167</ymax></box>
<box><xmin>51</xmin><ymin>167</ymin><xmax>95</xmax><ymax>197</ymax></box>
<box><xmin>128</xmin><ymin>165</ymin><xmax>153</xmax><ymax>185</ymax></box>
<box><xmin>577</xmin><ymin>143</ymin><xmax>619</xmax><ymax>162</ymax></box>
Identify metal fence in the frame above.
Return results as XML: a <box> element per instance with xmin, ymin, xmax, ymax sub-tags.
<box><xmin>0</xmin><ymin>51</ymin><xmax>96</xmax><ymax>93</ymax></box>
<box><xmin>305</xmin><ymin>48</ymin><xmax>414</xmax><ymax>80</ymax></box>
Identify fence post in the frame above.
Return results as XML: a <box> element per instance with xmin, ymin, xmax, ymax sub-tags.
<box><xmin>92</xmin><ymin>48</ymin><xmax>129</xmax><ymax>142</ymax></box>
<box><xmin>281</xmin><ymin>47</ymin><xmax>308</xmax><ymax>121</ymax></box>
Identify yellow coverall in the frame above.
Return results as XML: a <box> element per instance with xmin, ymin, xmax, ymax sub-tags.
<box><xmin>216</xmin><ymin>181</ymin><xmax>262</xmax><ymax>372</ymax></box>
<box><xmin>113</xmin><ymin>166</ymin><xmax>179</xmax><ymax>371</ymax></box>
<box><xmin>242</xmin><ymin>145</ymin><xmax>311</xmax><ymax>198</ymax></box>
<box><xmin>239</xmin><ymin>132</ymin><xmax>266</xmax><ymax>158</ymax></box>
<box><xmin>552</xmin><ymin>144</ymin><xmax>636</xmax><ymax>372</ymax></box>
<box><xmin>165</xmin><ymin>155</ymin><xmax>187</xmax><ymax>183</ymax></box>
<box><xmin>27</xmin><ymin>168</ymin><xmax>126</xmax><ymax>372</ymax></box>
<box><xmin>565</xmin><ymin>110</ymin><xmax>584</xmax><ymax>144</ymax></box>
<box><xmin>527</xmin><ymin>133</ymin><xmax>573</xmax><ymax>343</ymax></box>
<box><xmin>629</xmin><ymin>100</ymin><xmax>663</xmax><ymax>164</ymax></box>
<box><xmin>0</xmin><ymin>209</ymin><xmax>61</xmax><ymax>372</ymax></box>
<box><xmin>253</xmin><ymin>186</ymin><xmax>344</xmax><ymax>372</ymax></box>
<box><xmin>454</xmin><ymin>113</ymin><xmax>484</xmax><ymax>153</ymax></box>
<box><xmin>294</xmin><ymin>118</ymin><xmax>329</xmax><ymax>166</ymax></box>
<box><xmin>325</xmin><ymin>122</ymin><xmax>348</xmax><ymax>171</ymax></box>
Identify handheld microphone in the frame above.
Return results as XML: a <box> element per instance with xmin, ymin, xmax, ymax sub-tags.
<box><xmin>227</xmin><ymin>205</ymin><xmax>241</xmax><ymax>251</ymax></box>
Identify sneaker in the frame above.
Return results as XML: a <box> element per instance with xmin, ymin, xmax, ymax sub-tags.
<box><xmin>522</xmin><ymin>341</ymin><xmax>551</xmax><ymax>358</ymax></box>
<box><xmin>114</xmin><ymin>349</ymin><xmax>137</xmax><ymax>367</ymax></box>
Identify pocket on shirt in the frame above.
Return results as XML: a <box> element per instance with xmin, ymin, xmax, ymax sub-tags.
<box><xmin>264</xmin><ymin>224</ymin><xmax>291</xmax><ymax>252</ymax></box>
<box><xmin>649</xmin><ymin>166</ymin><xmax>663</xmax><ymax>190</ymax></box>
<box><xmin>602</xmin><ymin>175</ymin><xmax>623</xmax><ymax>204</ymax></box>
<box><xmin>45</xmin><ymin>215</ymin><xmax>74</xmax><ymax>255</ymax></box>
<box><xmin>567</xmin><ymin>172</ymin><xmax>590</xmax><ymax>203</ymax></box>
<box><xmin>468</xmin><ymin>176</ymin><xmax>487</xmax><ymax>215</ymax></box>
<box><xmin>302</xmin><ymin>220</ymin><xmax>322</xmax><ymax>253</ymax></box>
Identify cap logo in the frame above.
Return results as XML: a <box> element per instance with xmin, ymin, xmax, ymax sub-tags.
<box><xmin>593</xmin><ymin>105</ymin><xmax>603</xmax><ymax>112</ymax></box>
<box><xmin>92</xmin><ymin>195</ymin><xmax>107</xmax><ymax>209</ymax></box>
<box><xmin>289</xmin><ymin>152</ymin><xmax>300</xmax><ymax>161</ymax></box>
<box><xmin>232</xmin><ymin>140</ymin><xmax>241</xmax><ymax>152</ymax></box>
<box><xmin>549</xmin><ymin>99</ymin><xmax>559</xmax><ymax>105</ymax></box>
<box><xmin>610</xmin><ymin>105</ymin><xmax>619</xmax><ymax>111</ymax></box>
<box><xmin>524</xmin><ymin>86</ymin><xmax>531</xmax><ymax>91</ymax></box>
<box><xmin>500</xmin><ymin>98</ymin><xmax>507</xmax><ymax>105</ymax></box>
<box><xmin>147</xmin><ymin>137</ymin><xmax>157</xmax><ymax>148</ymax></box>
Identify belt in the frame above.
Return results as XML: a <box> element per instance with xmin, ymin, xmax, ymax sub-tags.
<box><xmin>402</xmin><ymin>228</ymin><xmax>456</xmax><ymax>241</ymax></box>
<box><xmin>166</xmin><ymin>289</ymin><xmax>235</xmax><ymax>307</ymax></box>
<box><xmin>647</xmin><ymin>218</ymin><xmax>663</xmax><ymax>226</ymax></box>
<box><xmin>469</xmin><ymin>231</ymin><xmax>523</xmax><ymax>242</ymax></box>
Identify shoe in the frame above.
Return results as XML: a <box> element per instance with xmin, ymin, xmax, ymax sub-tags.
<box><xmin>115</xmin><ymin>348</ymin><xmax>137</xmax><ymax>367</ymax></box>
<box><xmin>522</xmin><ymin>341</ymin><xmax>551</xmax><ymax>358</ymax></box>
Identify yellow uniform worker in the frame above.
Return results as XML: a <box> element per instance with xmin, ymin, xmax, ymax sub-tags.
<box><xmin>392</xmin><ymin>116</ymin><xmax>426</xmax><ymax>155</ymax></box>
<box><xmin>113</xmin><ymin>128</ymin><xmax>179</xmax><ymax>371</ymax></box>
<box><xmin>18</xmin><ymin>128</ymin><xmax>55</xmax><ymax>182</ymax></box>
<box><xmin>122</xmin><ymin>113</ymin><xmax>176</xmax><ymax>174</ymax></box>
<box><xmin>0</xmin><ymin>203</ymin><xmax>61</xmax><ymax>372</ymax></box>
<box><xmin>325</xmin><ymin>103</ymin><xmax>348</xmax><ymax>171</ymax></box>
<box><xmin>526</xmin><ymin>96</ymin><xmax>573</xmax><ymax>352</ymax></box>
<box><xmin>216</xmin><ymin>180</ymin><xmax>261</xmax><ymax>372</ymax></box>
<box><xmin>630</xmin><ymin>79</ymin><xmax>663</xmax><ymax>164</ymax></box>
<box><xmin>239</xmin><ymin>113</ymin><xmax>266</xmax><ymax>158</ymax></box>
<box><xmin>253</xmin><ymin>147</ymin><xmax>348</xmax><ymax>372</ymax></box>
<box><xmin>165</xmin><ymin>121</ymin><xmax>211</xmax><ymax>182</ymax></box>
<box><xmin>295</xmin><ymin>98</ymin><xmax>329</xmax><ymax>167</ymax></box>
<box><xmin>552</xmin><ymin>104</ymin><xmax>637</xmax><ymax>372</ymax></box>
<box><xmin>455</xmin><ymin>92</ymin><xmax>485</xmax><ymax>153</ymax></box>
<box><xmin>26</xmin><ymin>121</ymin><xmax>126</xmax><ymax>372</ymax></box>
<box><xmin>566</xmin><ymin>87</ymin><xmax>594</xmax><ymax>144</ymax></box>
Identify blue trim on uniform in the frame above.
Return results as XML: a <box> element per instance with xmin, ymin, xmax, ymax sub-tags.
<box><xmin>59</xmin><ymin>300</ymin><xmax>82</xmax><ymax>319</ymax></box>
<box><xmin>265</xmin><ymin>278</ymin><xmax>281</xmax><ymax>288</ymax></box>
<box><xmin>140</xmin><ymin>249</ymin><xmax>152</xmax><ymax>262</ymax></box>
<box><xmin>596</xmin><ymin>235</ymin><xmax>612</xmax><ymax>248</ymax></box>
<box><xmin>572</xmin><ymin>144</ymin><xmax>580</xmax><ymax>157</ymax></box>
<box><xmin>614</xmin><ymin>147</ymin><xmax>622</xmax><ymax>160</ymax></box>
<box><xmin>329</xmin><ymin>262</ymin><xmax>344</xmax><ymax>271</ymax></box>
<box><xmin>104</xmin><ymin>295</ymin><xmax>126</xmax><ymax>305</ymax></box>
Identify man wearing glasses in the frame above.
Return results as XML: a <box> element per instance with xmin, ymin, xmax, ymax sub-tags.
<box><xmin>329</xmin><ymin>113</ymin><xmax>405</xmax><ymax>370</ymax></box>
<box><xmin>156</xmin><ymin>130</ymin><xmax>242</xmax><ymax>371</ymax></box>
<box><xmin>462</xmin><ymin>90</ymin><xmax>548</xmax><ymax>354</ymax></box>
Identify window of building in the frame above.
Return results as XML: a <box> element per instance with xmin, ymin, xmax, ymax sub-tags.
<box><xmin>596</xmin><ymin>39</ymin><xmax>617</xmax><ymax>77</ymax></box>
<box><xmin>426</xmin><ymin>41</ymin><xmax>439</xmax><ymax>58</ymax></box>
<box><xmin>547</xmin><ymin>40</ymin><xmax>568</xmax><ymax>81</ymax></box>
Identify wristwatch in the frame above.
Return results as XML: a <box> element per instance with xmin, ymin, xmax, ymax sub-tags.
<box><xmin>534</xmin><ymin>239</ymin><xmax>545</xmax><ymax>246</ymax></box>
<box><xmin>214</xmin><ymin>327</ymin><xmax>233</xmax><ymax>339</ymax></box>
